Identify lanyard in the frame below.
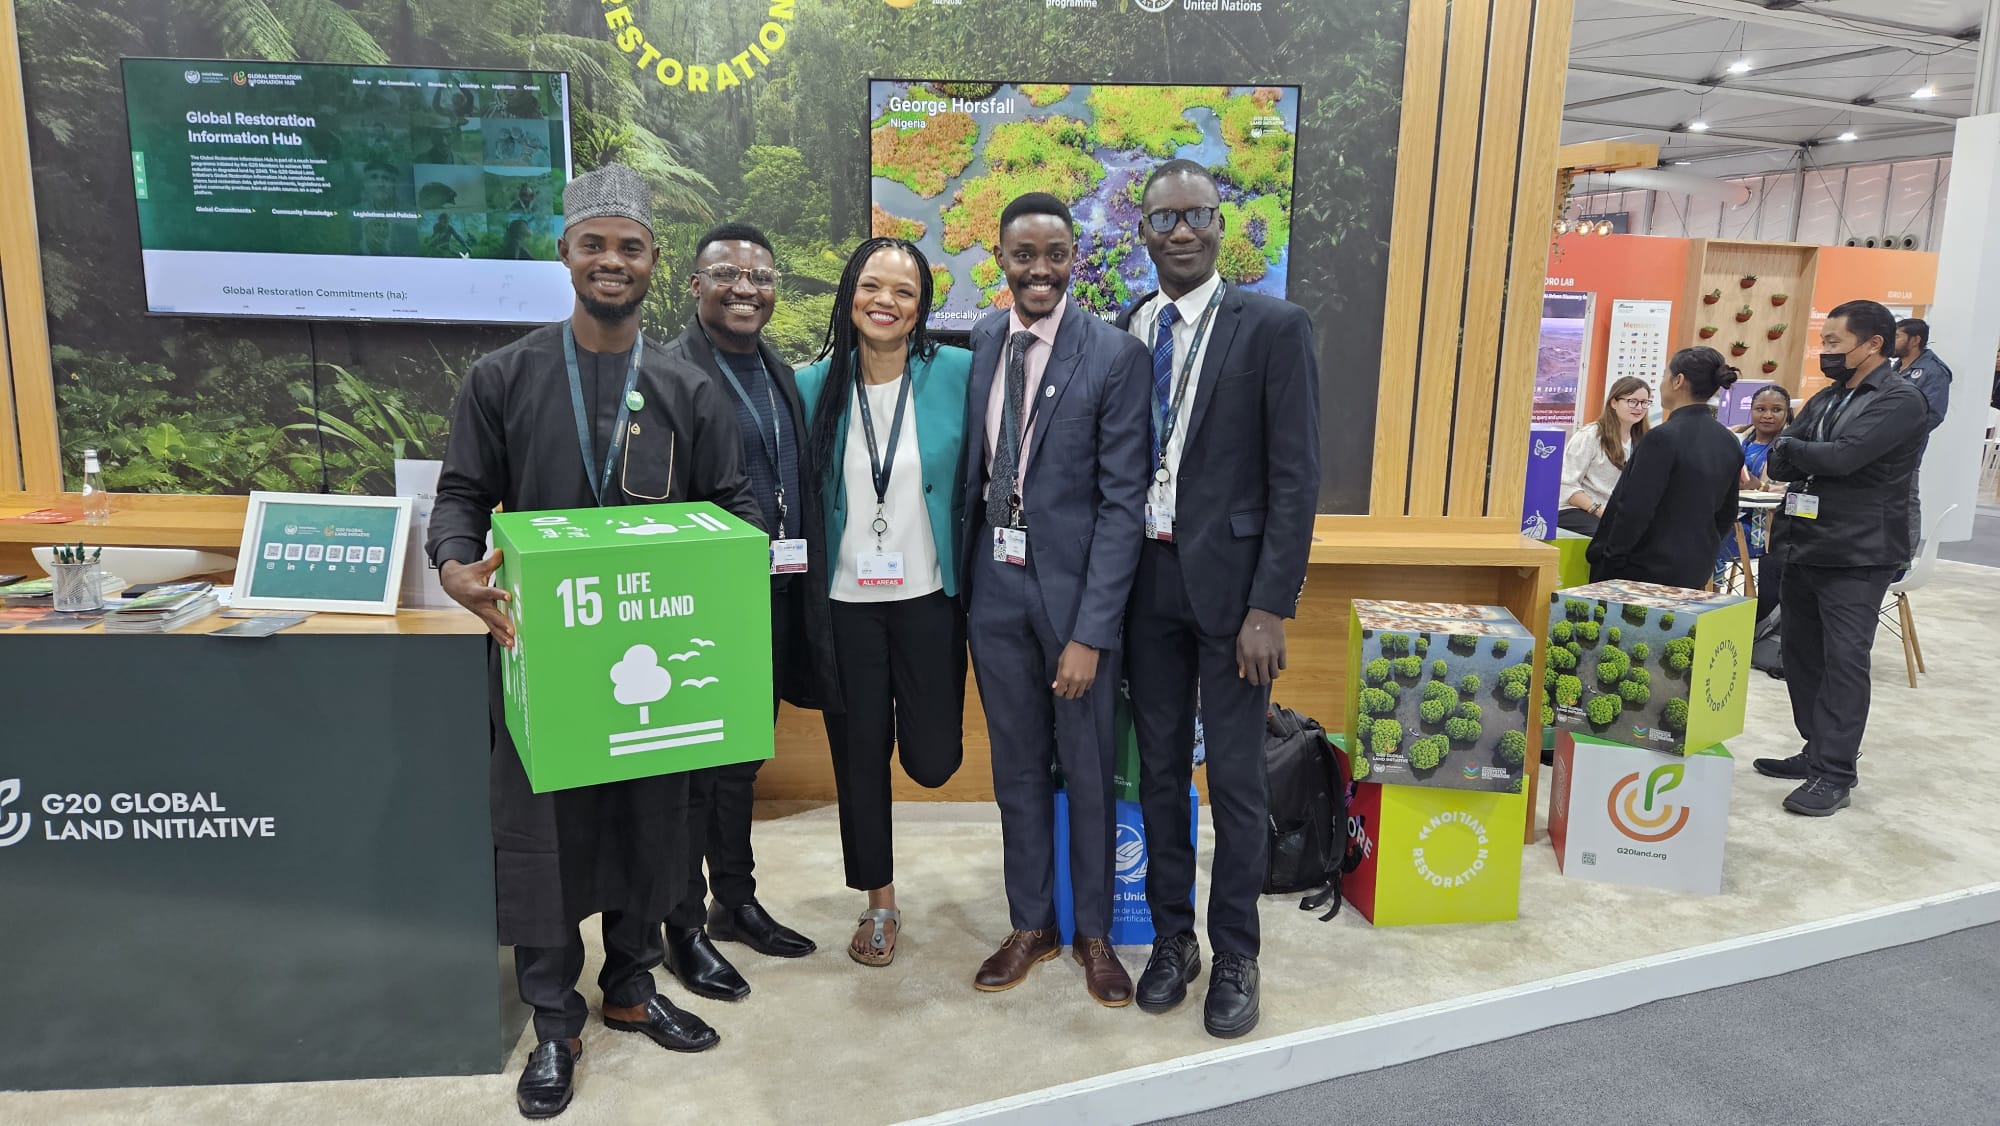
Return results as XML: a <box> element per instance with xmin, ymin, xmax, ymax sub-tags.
<box><xmin>713</xmin><ymin>346</ymin><xmax>789</xmax><ymax>537</ymax></box>
<box><xmin>854</xmin><ymin>367</ymin><xmax>913</xmax><ymax>542</ymax></box>
<box><xmin>562</xmin><ymin>322</ymin><xmax>643</xmax><ymax>507</ymax></box>
<box><xmin>1149</xmin><ymin>282</ymin><xmax>1226</xmax><ymax>483</ymax></box>
<box><xmin>1816</xmin><ymin>386</ymin><xmax>1859</xmax><ymax>443</ymax></box>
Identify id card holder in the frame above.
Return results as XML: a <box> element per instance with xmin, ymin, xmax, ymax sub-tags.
<box><xmin>770</xmin><ymin>537</ymin><xmax>809</xmax><ymax>574</ymax></box>
<box><xmin>993</xmin><ymin>527</ymin><xmax>1028</xmax><ymax>566</ymax></box>
<box><xmin>1145</xmin><ymin>498</ymin><xmax>1175</xmax><ymax>542</ymax></box>
<box><xmin>857</xmin><ymin>552</ymin><xmax>905</xmax><ymax>587</ymax></box>
<box><xmin>1784</xmin><ymin>493</ymin><xmax>1820</xmax><ymax>520</ymax></box>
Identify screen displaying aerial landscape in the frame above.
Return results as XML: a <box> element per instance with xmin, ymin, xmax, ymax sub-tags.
<box><xmin>868</xmin><ymin>81</ymin><xmax>1300</xmax><ymax>331</ymax></box>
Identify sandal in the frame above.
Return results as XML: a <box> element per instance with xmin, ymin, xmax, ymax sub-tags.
<box><xmin>850</xmin><ymin>907</ymin><xmax>901</xmax><ymax>967</ymax></box>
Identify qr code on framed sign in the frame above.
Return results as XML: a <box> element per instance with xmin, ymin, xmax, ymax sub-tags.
<box><xmin>1582</xmin><ymin>851</ymin><xmax>1598</xmax><ymax>866</ymax></box>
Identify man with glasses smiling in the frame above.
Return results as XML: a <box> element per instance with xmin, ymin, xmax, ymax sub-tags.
<box><xmin>657</xmin><ymin>223</ymin><xmax>841</xmax><ymax>1002</ymax></box>
<box><xmin>1115</xmin><ymin>159</ymin><xmax>1319</xmax><ymax>1039</ymax></box>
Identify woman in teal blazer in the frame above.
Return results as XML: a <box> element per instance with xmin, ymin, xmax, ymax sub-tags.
<box><xmin>795</xmin><ymin>237</ymin><xmax>972</xmax><ymax>969</ymax></box>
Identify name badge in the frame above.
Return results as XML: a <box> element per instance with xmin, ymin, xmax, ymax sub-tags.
<box><xmin>993</xmin><ymin>526</ymin><xmax>1028</xmax><ymax>566</ymax></box>
<box><xmin>1784</xmin><ymin>493</ymin><xmax>1820</xmax><ymax>520</ymax></box>
<box><xmin>770</xmin><ymin>537</ymin><xmax>809</xmax><ymax>574</ymax></box>
<box><xmin>857</xmin><ymin>552</ymin><xmax>905</xmax><ymax>587</ymax></box>
<box><xmin>1145</xmin><ymin>497</ymin><xmax>1175</xmax><ymax>542</ymax></box>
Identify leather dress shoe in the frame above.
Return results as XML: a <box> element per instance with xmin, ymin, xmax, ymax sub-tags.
<box><xmin>1204</xmin><ymin>953</ymin><xmax>1260</xmax><ymax>1039</ymax></box>
<box><xmin>973</xmin><ymin>927</ymin><xmax>1060</xmax><ymax>992</ymax></box>
<box><xmin>664</xmin><ymin>924</ymin><xmax>751</xmax><ymax>1001</ymax></box>
<box><xmin>516</xmin><ymin>1038</ymin><xmax>579</xmax><ymax>1120</ymax></box>
<box><xmin>604</xmin><ymin>995</ymin><xmax>720</xmax><ymax>1053</ymax></box>
<box><xmin>709</xmin><ymin>899</ymin><xmax>817</xmax><ymax>958</ymax></box>
<box><xmin>1136</xmin><ymin>932</ymin><xmax>1202</xmax><ymax>1014</ymax></box>
<box><xmin>1072</xmin><ymin>936</ymin><xmax>1133</xmax><ymax>1007</ymax></box>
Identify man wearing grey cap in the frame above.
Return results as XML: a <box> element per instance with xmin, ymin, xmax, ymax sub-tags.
<box><xmin>430</xmin><ymin>163</ymin><xmax>764</xmax><ymax>1119</ymax></box>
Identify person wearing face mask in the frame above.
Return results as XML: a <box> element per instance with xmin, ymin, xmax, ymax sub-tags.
<box><xmin>1586</xmin><ymin>347</ymin><xmax>1744</xmax><ymax>590</ymax></box>
<box><xmin>1757</xmin><ymin>300</ymin><xmax>1929</xmax><ymax>817</ymax></box>
<box><xmin>1559</xmin><ymin>377</ymin><xmax>1652</xmax><ymax>535</ymax></box>
<box><xmin>794</xmin><ymin>238</ymin><xmax>973</xmax><ymax>968</ymax></box>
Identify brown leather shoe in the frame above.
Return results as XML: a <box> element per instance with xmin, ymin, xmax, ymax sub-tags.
<box><xmin>973</xmin><ymin>927</ymin><xmax>1061</xmax><ymax>992</ymax></box>
<box><xmin>1073</xmin><ymin>936</ymin><xmax>1134</xmax><ymax>1007</ymax></box>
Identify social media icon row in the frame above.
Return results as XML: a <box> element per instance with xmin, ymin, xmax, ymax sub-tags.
<box><xmin>263</xmin><ymin>541</ymin><xmax>385</xmax><ymax>564</ymax></box>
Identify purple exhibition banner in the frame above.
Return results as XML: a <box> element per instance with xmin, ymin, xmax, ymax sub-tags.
<box><xmin>1522</xmin><ymin>427</ymin><xmax>1564</xmax><ymax>540</ymax></box>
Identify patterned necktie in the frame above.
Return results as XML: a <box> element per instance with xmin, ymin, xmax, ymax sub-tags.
<box><xmin>988</xmin><ymin>330</ymin><xmax>1039</xmax><ymax>528</ymax></box>
<box><xmin>1152</xmin><ymin>302</ymin><xmax>1181</xmax><ymax>456</ymax></box>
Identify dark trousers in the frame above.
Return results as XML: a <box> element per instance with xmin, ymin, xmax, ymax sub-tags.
<box><xmin>967</xmin><ymin>533</ymin><xmax>1119</xmax><ymax>938</ymax></box>
<box><xmin>1557</xmin><ymin>507</ymin><xmax>1601</xmax><ymax>536</ymax></box>
<box><xmin>515</xmin><ymin>910</ymin><xmax>661</xmax><ymax>1041</ymax></box>
<box><xmin>669</xmin><ymin>585</ymin><xmax>795</xmax><ymax>927</ymax></box>
<box><xmin>1757</xmin><ymin>529</ymin><xmax>1786</xmax><ymax>623</ymax></box>
<box><xmin>1781</xmin><ymin>561</ymin><xmax>1896</xmax><ymax>788</ymax></box>
<box><xmin>823</xmin><ymin>590</ymin><xmax>967</xmax><ymax>890</ymax></box>
<box><xmin>1127</xmin><ymin>539</ymin><xmax>1271</xmax><ymax>957</ymax></box>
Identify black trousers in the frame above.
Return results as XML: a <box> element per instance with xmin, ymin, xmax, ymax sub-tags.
<box><xmin>967</xmin><ymin>532</ymin><xmax>1119</xmax><ymax>937</ymax></box>
<box><xmin>1781</xmin><ymin>561</ymin><xmax>1896</xmax><ymax>788</ymax></box>
<box><xmin>515</xmin><ymin>910</ymin><xmax>661</xmax><ymax>1041</ymax></box>
<box><xmin>1126</xmin><ymin>539</ymin><xmax>1271</xmax><ymax>957</ymax></box>
<box><xmin>823</xmin><ymin>590</ymin><xmax>967</xmax><ymax>890</ymax></box>
<box><xmin>1557</xmin><ymin>507</ymin><xmax>1601</xmax><ymax>536</ymax></box>
<box><xmin>669</xmin><ymin>584</ymin><xmax>795</xmax><ymax>927</ymax></box>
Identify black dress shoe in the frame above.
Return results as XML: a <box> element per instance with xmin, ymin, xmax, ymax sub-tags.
<box><xmin>664</xmin><ymin>924</ymin><xmax>751</xmax><ymax>1001</ymax></box>
<box><xmin>1204</xmin><ymin>953</ymin><xmax>1260</xmax><ymax>1039</ymax></box>
<box><xmin>709</xmin><ymin>899</ymin><xmax>817</xmax><ymax>959</ymax></box>
<box><xmin>516</xmin><ymin>1038</ymin><xmax>578</xmax><ymax>1120</ymax></box>
<box><xmin>1136</xmin><ymin>932</ymin><xmax>1202</xmax><ymax>1014</ymax></box>
<box><xmin>604</xmin><ymin>995</ymin><xmax>720</xmax><ymax>1053</ymax></box>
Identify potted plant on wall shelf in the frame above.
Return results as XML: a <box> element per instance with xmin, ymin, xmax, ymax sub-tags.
<box><xmin>1703</xmin><ymin>288</ymin><xmax>1722</xmax><ymax>304</ymax></box>
<box><xmin>1698</xmin><ymin>325</ymin><xmax>1719</xmax><ymax>339</ymax></box>
<box><xmin>1771</xmin><ymin>293</ymin><xmax>1789</xmax><ymax>306</ymax></box>
<box><xmin>1739</xmin><ymin>274</ymin><xmax>1758</xmax><ymax>288</ymax></box>
<box><xmin>1735</xmin><ymin>305</ymin><xmax>1754</xmax><ymax>322</ymax></box>
<box><xmin>1730</xmin><ymin>342</ymin><xmax>1749</xmax><ymax>357</ymax></box>
<box><xmin>1767</xmin><ymin>323</ymin><xmax>1787</xmax><ymax>341</ymax></box>
<box><xmin>1761</xmin><ymin>360</ymin><xmax>1779</xmax><ymax>373</ymax></box>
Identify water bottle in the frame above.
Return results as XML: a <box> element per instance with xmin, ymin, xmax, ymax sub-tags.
<box><xmin>82</xmin><ymin>448</ymin><xmax>110</xmax><ymax>525</ymax></box>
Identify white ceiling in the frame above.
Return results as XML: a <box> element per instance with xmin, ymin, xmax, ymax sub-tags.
<box><xmin>1565</xmin><ymin>0</ymin><xmax>1988</xmax><ymax>179</ymax></box>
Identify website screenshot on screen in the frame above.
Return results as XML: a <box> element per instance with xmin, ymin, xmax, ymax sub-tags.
<box><xmin>123</xmin><ymin>60</ymin><xmax>575</xmax><ymax>323</ymax></box>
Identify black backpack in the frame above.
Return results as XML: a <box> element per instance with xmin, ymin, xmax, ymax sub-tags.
<box><xmin>1263</xmin><ymin>704</ymin><xmax>1351</xmax><ymax>919</ymax></box>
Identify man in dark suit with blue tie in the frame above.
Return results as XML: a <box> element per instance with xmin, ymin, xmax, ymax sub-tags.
<box><xmin>1116</xmin><ymin>160</ymin><xmax>1320</xmax><ymax>1038</ymax></box>
<box><xmin>961</xmin><ymin>192</ymin><xmax>1151</xmax><ymax>1006</ymax></box>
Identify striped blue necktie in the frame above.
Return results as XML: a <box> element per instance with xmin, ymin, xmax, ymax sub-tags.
<box><xmin>1152</xmin><ymin>302</ymin><xmax>1180</xmax><ymax>457</ymax></box>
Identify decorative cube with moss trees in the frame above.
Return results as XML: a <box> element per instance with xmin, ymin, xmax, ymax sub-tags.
<box><xmin>1544</xmin><ymin>580</ymin><xmax>1754</xmax><ymax>755</ymax></box>
<box><xmin>1347</xmin><ymin>600</ymin><xmax>1535</xmax><ymax>793</ymax></box>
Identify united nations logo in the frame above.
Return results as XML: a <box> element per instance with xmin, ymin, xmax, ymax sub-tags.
<box><xmin>1135</xmin><ymin>0</ymin><xmax>1175</xmax><ymax>11</ymax></box>
<box><xmin>1114</xmin><ymin>823</ymin><xmax>1147</xmax><ymax>884</ymax></box>
<box><xmin>183</xmin><ymin>70</ymin><xmax>202</xmax><ymax>85</ymax></box>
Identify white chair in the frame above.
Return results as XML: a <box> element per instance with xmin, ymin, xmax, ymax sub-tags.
<box><xmin>1880</xmin><ymin>503</ymin><xmax>1956</xmax><ymax>689</ymax></box>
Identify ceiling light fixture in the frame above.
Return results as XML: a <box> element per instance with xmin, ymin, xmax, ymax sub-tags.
<box><xmin>1554</xmin><ymin>219</ymin><xmax>1570</xmax><ymax>235</ymax></box>
<box><xmin>1672</xmin><ymin>160</ymin><xmax>1693</xmax><ymax>166</ymax></box>
<box><xmin>1727</xmin><ymin>60</ymin><xmax>1752</xmax><ymax>75</ymax></box>
<box><xmin>1838</xmin><ymin>130</ymin><xmax>1858</xmax><ymax>142</ymax></box>
<box><xmin>1595</xmin><ymin>220</ymin><xmax>1614</xmax><ymax>236</ymax></box>
<box><xmin>1913</xmin><ymin>85</ymin><xmax>1937</xmax><ymax>99</ymax></box>
<box><xmin>1687</xmin><ymin>119</ymin><xmax>1710</xmax><ymax>133</ymax></box>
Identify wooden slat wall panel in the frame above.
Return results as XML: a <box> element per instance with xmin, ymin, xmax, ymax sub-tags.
<box><xmin>0</xmin><ymin>1</ymin><xmax>55</xmax><ymax>493</ymax></box>
<box><xmin>1486</xmin><ymin>0</ymin><xmax>1576</xmax><ymax>522</ymax></box>
<box><xmin>1368</xmin><ymin>0</ymin><xmax>1449</xmax><ymax>515</ymax></box>
<box><xmin>1448</xmin><ymin>0</ymin><xmax>1533</xmax><ymax>516</ymax></box>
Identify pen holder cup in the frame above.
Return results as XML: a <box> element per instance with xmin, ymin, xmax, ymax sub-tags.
<box><xmin>50</xmin><ymin>562</ymin><xmax>105</xmax><ymax>612</ymax></box>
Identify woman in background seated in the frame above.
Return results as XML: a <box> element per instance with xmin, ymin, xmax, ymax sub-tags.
<box><xmin>1560</xmin><ymin>376</ymin><xmax>1652</xmax><ymax>534</ymax></box>
<box><xmin>1588</xmin><ymin>347</ymin><xmax>1746</xmax><ymax>590</ymax></box>
<box><xmin>1714</xmin><ymin>385</ymin><xmax>1794</xmax><ymax>588</ymax></box>
<box><xmin>795</xmin><ymin>237</ymin><xmax>972</xmax><ymax>969</ymax></box>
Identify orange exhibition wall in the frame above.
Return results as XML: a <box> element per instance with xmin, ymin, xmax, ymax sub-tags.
<box><xmin>1540</xmin><ymin>233</ymin><xmax>1937</xmax><ymax>409</ymax></box>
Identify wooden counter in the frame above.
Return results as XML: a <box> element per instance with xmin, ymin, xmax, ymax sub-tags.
<box><xmin>0</xmin><ymin>491</ymin><xmax>248</xmax><ymax>577</ymax></box>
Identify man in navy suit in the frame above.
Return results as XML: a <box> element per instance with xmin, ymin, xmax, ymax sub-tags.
<box><xmin>1116</xmin><ymin>160</ymin><xmax>1320</xmax><ymax>1039</ymax></box>
<box><xmin>961</xmin><ymin>193</ymin><xmax>1151</xmax><ymax>1006</ymax></box>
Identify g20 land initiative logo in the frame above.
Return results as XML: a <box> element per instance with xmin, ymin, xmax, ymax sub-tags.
<box><xmin>1114</xmin><ymin>823</ymin><xmax>1147</xmax><ymax>884</ymax></box>
<box><xmin>0</xmin><ymin>779</ymin><xmax>32</xmax><ymax>848</ymax></box>
<box><xmin>1608</xmin><ymin>763</ymin><xmax>1690</xmax><ymax>843</ymax></box>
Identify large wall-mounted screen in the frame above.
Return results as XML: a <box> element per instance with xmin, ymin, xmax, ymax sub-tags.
<box><xmin>122</xmin><ymin>58</ymin><xmax>575</xmax><ymax>324</ymax></box>
<box><xmin>868</xmin><ymin>80</ymin><xmax>1300</xmax><ymax>332</ymax></box>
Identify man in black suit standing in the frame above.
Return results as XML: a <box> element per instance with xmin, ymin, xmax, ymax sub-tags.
<box><xmin>658</xmin><ymin>224</ymin><xmax>841</xmax><ymax>1000</ymax></box>
<box><xmin>1117</xmin><ymin>160</ymin><xmax>1320</xmax><ymax>1039</ymax></box>
<box><xmin>962</xmin><ymin>193</ymin><xmax>1151</xmax><ymax>1006</ymax></box>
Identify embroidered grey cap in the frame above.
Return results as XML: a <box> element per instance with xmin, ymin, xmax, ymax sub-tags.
<box><xmin>562</xmin><ymin>163</ymin><xmax>653</xmax><ymax>234</ymax></box>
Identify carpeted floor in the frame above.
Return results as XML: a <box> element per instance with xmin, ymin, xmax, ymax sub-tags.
<box><xmin>6</xmin><ymin>561</ymin><xmax>1997</xmax><ymax>1126</ymax></box>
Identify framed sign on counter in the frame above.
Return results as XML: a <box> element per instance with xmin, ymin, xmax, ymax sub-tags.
<box><xmin>230</xmin><ymin>492</ymin><xmax>415</xmax><ymax>614</ymax></box>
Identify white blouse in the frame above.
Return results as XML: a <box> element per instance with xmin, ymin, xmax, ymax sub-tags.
<box><xmin>1561</xmin><ymin>422</ymin><xmax>1631</xmax><ymax>510</ymax></box>
<box><xmin>831</xmin><ymin>375</ymin><xmax>943</xmax><ymax>603</ymax></box>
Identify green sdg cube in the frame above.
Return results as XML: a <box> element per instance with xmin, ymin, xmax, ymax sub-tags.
<box><xmin>1545</xmin><ymin>579</ymin><xmax>1754</xmax><ymax>756</ymax></box>
<box><xmin>1346</xmin><ymin>599</ymin><xmax>1536</xmax><ymax>793</ymax></box>
<box><xmin>491</xmin><ymin>502</ymin><xmax>773</xmax><ymax>793</ymax></box>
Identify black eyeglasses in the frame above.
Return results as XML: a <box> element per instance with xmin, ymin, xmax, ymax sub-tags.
<box><xmin>699</xmin><ymin>264</ymin><xmax>781</xmax><ymax>289</ymax></box>
<box><xmin>1144</xmin><ymin>206</ymin><xmax>1217</xmax><ymax>234</ymax></box>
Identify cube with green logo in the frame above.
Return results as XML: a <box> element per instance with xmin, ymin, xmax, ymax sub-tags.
<box><xmin>1545</xmin><ymin>579</ymin><xmax>1753</xmax><ymax>756</ymax></box>
<box><xmin>491</xmin><ymin>502</ymin><xmax>772</xmax><ymax>793</ymax></box>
